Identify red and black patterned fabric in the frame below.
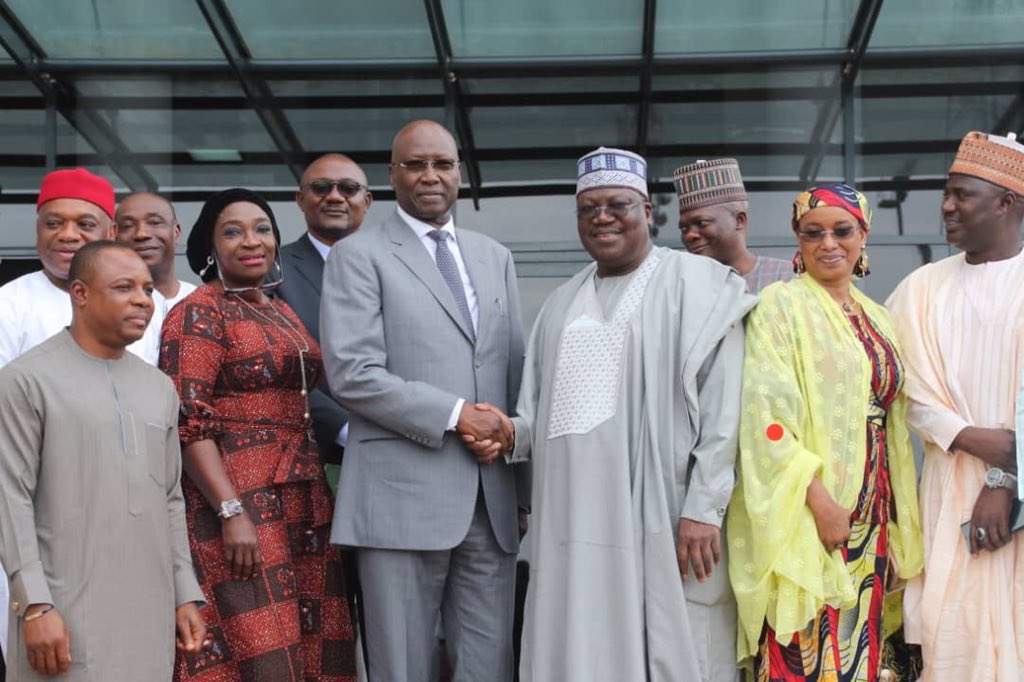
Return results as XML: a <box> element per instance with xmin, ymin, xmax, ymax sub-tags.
<box><xmin>755</xmin><ymin>311</ymin><xmax>918</xmax><ymax>682</ymax></box>
<box><xmin>161</xmin><ymin>284</ymin><xmax>355</xmax><ymax>682</ymax></box>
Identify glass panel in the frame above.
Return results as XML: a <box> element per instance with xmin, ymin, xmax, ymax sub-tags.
<box><xmin>464</xmin><ymin>77</ymin><xmax>639</xmax><ymax>95</ymax></box>
<box><xmin>95</xmin><ymin>109</ymin><xmax>276</xmax><ymax>154</ymax></box>
<box><xmin>75</xmin><ymin>77</ymin><xmax>244</xmax><ymax>98</ymax></box>
<box><xmin>269</xmin><ymin>79</ymin><xmax>443</xmax><ymax>97</ymax></box>
<box><xmin>473</xmin><ymin>105</ymin><xmax>636</xmax><ymax>149</ymax></box>
<box><xmin>226</xmin><ymin>1</ymin><xmax>435</xmax><ymax>59</ymax></box>
<box><xmin>872</xmin><ymin>0</ymin><xmax>1024</xmax><ymax>47</ymax></box>
<box><xmin>148</xmin><ymin>164</ymin><xmax>296</xmax><ymax>190</ymax></box>
<box><xmin>5</xmin><ymin>0</ymin><xmax>222</xmax><ymax>59</ymax></box>
<box><xmin>285</xmin><ymin>108</ymin><xmax>446</xmax><ymax>152</ymax></box>
<box><xmin>649</xmin><ymin>99</ymin><xmax>840</xmax><ymax>146</ymax></box>
<box><xmin>653</xmin><ymin>69</ymin><xmax>834</xmax><ymax>91</ymax></box>
<box><xmin>442</xmin><ymin>0</ymin><xmax>644</xmax><ymax>57</ymax></box>
<box><xmin>858</xmin><ymin>95</ymin><xmax>1015</xmax><ymax>142</ymax></box>
<box><xmin>478</xmin><ymin>159</ymin><xmax>576</xmax><ymax>184</ymax></box>
<box><xmin>647</xmin><ymin>155</ymin><xmax>844</xmax><ymax>183</ymax></box>
<box><xmin>1</xmin><ymin>109</ymin><xmax>46</xmax><ymax>155</ymax></box>
<box><xmin>656</xmin><ymin>0</ymin><xmax>856</xmax><ymax>54</ymax></box>
<box><xmin>861</xmin><ymin>65</ymin><xmax>1024</xmax><ymax>86</ymax></box>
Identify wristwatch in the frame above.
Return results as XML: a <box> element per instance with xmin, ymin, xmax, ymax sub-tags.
<box><xmin>217</xmin><ymin>498</ymin><xmax>245</xmax><ymax>520</ymax></box>
<box><xmin>984</xmin><ymin>467</ymin><xmax>1018</xmax><ymax>490</ymax></box>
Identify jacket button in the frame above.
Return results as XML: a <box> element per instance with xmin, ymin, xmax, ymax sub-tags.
<box><xmin>11</xmin><ymin>600</ymin><xmax>19</xmax><ymax>612</ymax></box>
<box><xmin>474</xmin><ymin>357</ymin><xmax>482</xmax><ymax>368</ymax></box>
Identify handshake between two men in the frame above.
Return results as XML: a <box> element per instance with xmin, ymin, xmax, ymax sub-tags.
<box><xmin>456</xmin><ymin>402</ymin><xmax>514</xmax><ymax>463</ymax></box>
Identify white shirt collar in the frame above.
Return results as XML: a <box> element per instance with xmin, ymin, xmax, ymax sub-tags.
<box><xmin>396</xmin><ymin>205</ymin><xmax>456</xmax><ymax>241</ymax></box>
<box><xmin>306</xmin><ymin>231</ymin><xmax>332</xmax><ymax>261</ymax></box>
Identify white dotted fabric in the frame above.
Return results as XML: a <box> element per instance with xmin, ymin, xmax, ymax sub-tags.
<box><xmin>547</xmin><ymin>251</ymin><xmax>661</xmax><ymax>439</ymax></box>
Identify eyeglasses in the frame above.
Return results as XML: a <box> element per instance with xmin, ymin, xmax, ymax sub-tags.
<box><xmin>796</xmin><ymin>226</ymin><xmax>860</xmax><ymax>243</ymax></box>
<box><xmin>576</xmin><ymin>201</ymin><xmax>641</xmax><ymax>220</ymax></box>
<box><xmin>391</xmin><ymin>158</ymin><xmax>460</xmax><ymax>173</ymax></box>
<box><xmin>303</xmin><ymin>179</ymin><xmax>367</xmax><ymax>198</ymax></box>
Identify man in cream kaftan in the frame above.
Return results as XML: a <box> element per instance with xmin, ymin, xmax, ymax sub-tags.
<box><xmin>887</xmin><ymin>131</ymin><xmax>1024</xmax><ymax>681</ymax></box>
<box><xmin>509</xmin><ymin>244</ymin><xmax>753</xmax><ymax>681</ymax></box>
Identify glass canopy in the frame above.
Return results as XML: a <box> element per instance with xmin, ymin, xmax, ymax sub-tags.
<box><xmin>0</xmin><ymin>0</ymin><xmax>1020</xmax><ymax>202</ymax></box>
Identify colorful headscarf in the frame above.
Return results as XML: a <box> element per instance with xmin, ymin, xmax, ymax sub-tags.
<box><xmin>791</xmin><ymin>183</ymin><xmax>872</xmax><ymax>232</ymax></box>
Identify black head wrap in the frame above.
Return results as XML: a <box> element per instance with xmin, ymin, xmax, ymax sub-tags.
<box><xmin>186</xmin><ymin>188</ymin><xmax>282</xmax><ymax>283</ymax></box>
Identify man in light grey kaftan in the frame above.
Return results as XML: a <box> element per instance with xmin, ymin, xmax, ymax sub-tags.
<box><xmin>503</xmin><ymin>148</ymin><xmax>755</xmax><ymax>681</ymax></box>
<box><xmin>0</xmin><ymin>242</ymin><xmax>204</xmax><ymax>680</ymax></box>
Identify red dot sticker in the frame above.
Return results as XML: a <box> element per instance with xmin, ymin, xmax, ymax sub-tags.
<box><xmin>766</xmin><ymin>424</ymin><xmax>784</xmax><ymax>441</ymax></box>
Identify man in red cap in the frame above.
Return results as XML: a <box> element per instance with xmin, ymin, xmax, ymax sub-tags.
<box><xmin>0</xmin><ymin>168</ymin><xmax>165</xmax><ymax>367</ymax></box>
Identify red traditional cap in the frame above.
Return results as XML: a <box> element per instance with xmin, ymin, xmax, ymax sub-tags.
<box><xmin>36</xmin><ymin>168</ymin><xmax>116</xmax><ymax>220</ymax></box>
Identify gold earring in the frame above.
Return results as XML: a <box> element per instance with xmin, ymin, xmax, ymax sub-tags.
<box><xmin>792</xmin><ymin>250</ymin><xmax>805</xmax><ymax>274</ymax></box>
<box><xmin>855</xmin><ymin>249</ymin><xmax>870</xmax><ymax>278</ymax></box>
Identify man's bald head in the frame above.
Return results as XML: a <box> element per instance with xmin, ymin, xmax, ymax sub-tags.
<box><xmin>68</xmin><ymin>240</ymin><xmax>142</xmax><ymax>285</ymax></box>
<box><xmin>388</xmin><ymin>120</ymin><xmax>462</xmax><ymax>227</ymax></box>
<box><xmin>390</xmin><ymin>120</ymin><xmax>458</xmax><ymax>161</ymax></box>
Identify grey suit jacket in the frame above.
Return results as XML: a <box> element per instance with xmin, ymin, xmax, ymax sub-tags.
<box><xmin>275</xmin><ymin>234</ymin><xmax>347</xmax><ymax>466</ymax></box>
<box><xmin>321</xmin><ymin>211</ymin><xmax>525</xmax><ymax>553</ymax></box>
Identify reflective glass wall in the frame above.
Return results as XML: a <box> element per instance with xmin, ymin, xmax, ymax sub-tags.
<box><xmin>1</xmin><ymin>0</ymin><xmax>1022</xmax><ymax>310</ymax></box>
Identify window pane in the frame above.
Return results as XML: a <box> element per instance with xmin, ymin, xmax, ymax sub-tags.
<box><xmin>226</xmin><ymin>1</ymin><xmax>435</xmax><ymax>59</ymax></box>
<box><xmin>442</xmin><ymin>0</ymin><xmax>644</xmax><ymax>57</ymax></box>
<box><xmin>5</xmin><ymin>0</ymin><xmax>222</xmax><ymax>59</ymax></box>
<box><xmin>472</xmin><ymin>105</ymin><xmax>636</xmax><ymax>149</ymax></box>
<box><xmin>872</xmin><ymin>0</ymin><xmax>1024</xmax><ymax>47</ymax></box>
<box><xmin>284</xmin><ymin>108</ymin><xmax>446</xmax><ymax>153</ymax></box>
<box><xmin>656</xmin><ymin>0</ymin><xmax>856</xmax><ymax>54</ymax></box>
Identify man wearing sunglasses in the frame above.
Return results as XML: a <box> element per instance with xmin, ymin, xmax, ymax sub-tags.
<box><xmin>277</xmin><ymin>153</ymin><xmax>373</xmax><ymax>468</ymax></box>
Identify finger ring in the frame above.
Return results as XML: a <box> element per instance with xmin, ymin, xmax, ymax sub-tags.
<box><xmin>975</xmin><ymin>527</ymin><xmax>987</xmax><ymax>542</ymax></box>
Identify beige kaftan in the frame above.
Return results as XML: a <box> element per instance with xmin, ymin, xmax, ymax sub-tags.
<box><xmin>887</xmin><ymin>249</ymin><xmax>1024</xmax><ymax>681</ymax></box>
<box><xmin>0</xmin><ymin>330</ymin><xmax>203</xmax><ymax>681</ymax></box>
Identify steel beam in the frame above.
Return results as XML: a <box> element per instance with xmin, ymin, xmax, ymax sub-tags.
<box><xmin>636</xmin><ymin>0</ymin><xmax>657</xmax><ymax>154</ymax></box>
<box><xmin>799</xmin><ymin>0</ymin><xmax>885</xmax><ymax>183</ymax></box>
<box><xmin>194</xmin><ymin>0</ymin><xmax>305</xmax><ymax>182</ymax></box>
<box><xmin>424</xmin><ymin>0</ymin><xmax>482</xmax><ymax>208</ymax></box>
<box><xmin>0</xmin><ymin>1</ymin><xmax>157</xmax><ymax>189</ymax></box>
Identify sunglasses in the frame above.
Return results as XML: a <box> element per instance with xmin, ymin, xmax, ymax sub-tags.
<box><xmin>796</xmin><ymin>225</ymin><xmax>860</xmax><ymax>243</ymax></box>
<box><xmin>576</xmin><ymin>201</ymin><xmax>641</xmax><ymax>220</ymax></box>
<box><xmin>303</xmin><ymin>179</ymin><xmax>367</xmax><ymax>198</ymax></box>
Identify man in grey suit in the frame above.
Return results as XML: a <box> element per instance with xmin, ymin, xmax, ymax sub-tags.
<box><xmin>277</xmin><ymin>153</ymin><xmax>373</xmax><ymax>466</ymax></box>
<box><xmin>321</xmin><ymin>120</ymin><xmax>525</xmax><ymax>682</ymax></box>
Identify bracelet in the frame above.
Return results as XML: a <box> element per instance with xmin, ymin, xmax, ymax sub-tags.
<box><xmin>218</xmin><ymin>498</ymin><xmax>244</xmax><ymax>520</ymax></box>
<box><xmin>23</xmin><ymin>604</ymin><xmax>55</xmax><ymax>622</ymax></box>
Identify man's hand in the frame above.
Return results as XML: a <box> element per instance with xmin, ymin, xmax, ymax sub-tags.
<box><xmin>677</xmin><ymin>518</ymin><xmax>721</xmax><ymax>582</ymax></box>
<box><xmin>952</xmin><ymin>427</ymin><xmax>1017</xmax><ymax>471</ymax></box>
<box><xmin>175</xmin><ymin>602</ymin><xmax>207</xmax><ymax>653</ymax></box>
<box><xmin>458</xmin><ymin>402</ymin><xmax>513</xmax><ymax>463</ymax></box>
<box><xmin>222</xmin><ymin>513</ymin><xmax>262</xmax><ymax>581</ymax></box>
<box><xmin>806</xmin><ymin>478</ymin><xmax>851</xmax><ymax>552</ymax></box>
<box><xmin>23</xmin><ymin>604</ymin><xmax>71</xmax><ymax>676</ymax></box>
<box><xmin>969</xmin><ymin>486</ymin><xmax>1015</xmax><ymax>555</ymax></box>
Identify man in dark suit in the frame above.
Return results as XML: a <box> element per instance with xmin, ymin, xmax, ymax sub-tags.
<box><xmin>321</xmin><ymin>120</ymin><xmax>525</xmax><ymax>682</ymax></box>
<box><xmin>276</xmin><ymin>154</ymin><xmax>373</xmax><ymax>466</ymax></box>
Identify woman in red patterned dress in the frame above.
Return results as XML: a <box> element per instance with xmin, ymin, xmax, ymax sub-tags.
<box><xmin>160</xmin><ymin>188</ymin><xmax>355</xmax><ymax>681</ymax></box>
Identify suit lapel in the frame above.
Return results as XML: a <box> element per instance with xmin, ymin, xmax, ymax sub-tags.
<box><xmin>387</xmin><ymin>215</ymin><xmax>475</xmax><ymax>343</ymax></box>
<box><xmin>460</xmin><ymin>237</ymin><xmax>493</xmax><ymax>347</ymax></box>
<box><xmin>289</xmin><ymin>235</ymin><xmax>325</xmax><ymax>296</ymax></box>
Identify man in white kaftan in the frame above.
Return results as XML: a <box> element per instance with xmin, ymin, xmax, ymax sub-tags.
<box><xmin>492</xmin><ymin>148</ymin><xmax>755</xmax><ymax>681</ymax></box>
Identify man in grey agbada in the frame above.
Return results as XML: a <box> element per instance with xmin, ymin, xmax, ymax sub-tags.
<box><xmin>468</xmin><ymin>147</ymin><xmax>755</xmax><ymax>682</ymax></box>
<box><xmin>0</xmin><ymin>241</ymin><xmax>205</xmax><ymax>680</ymax></box>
